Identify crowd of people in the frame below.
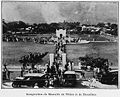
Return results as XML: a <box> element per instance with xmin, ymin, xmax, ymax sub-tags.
<box><xmin>3</xmin><ymin>34</ymin><xmax>92</xmax><ymax>45</ymax></box>
<box><xmin>3</xmin><ymin>35</ymin><xmax>50</xmax><ymax>44</ymax></box>
<box><xmin>44</xmin><ymin>36</ymin><xmax>66</xmax><ymax>87</ymax></box>
<box><xmin>41</xmin><ymin>36</ymin><xmax>83</xmax><ymax>87</ymax></box>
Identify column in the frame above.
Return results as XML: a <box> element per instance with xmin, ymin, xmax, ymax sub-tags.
<box><xmin>62</xmin><ymin>53</ymin><xmax>66</xmax><ymax>67</ymax></box>
<box><xmin>49</xmin><ymin>53</ymin><xmax>54</xmax><ymax>67</ymax></box>
<box><xmin>78</xmin><ymin>61</ymin><xmax>82</xmax><ymax>70</ymax></box>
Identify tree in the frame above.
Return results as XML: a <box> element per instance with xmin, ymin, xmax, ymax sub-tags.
<box><xmin>2</xmin><ymin>19</ymin><xmax>9</xmax><ymax>34</ymax></box>
<box><xmin>97</xmin><ymin>22</ymin><xmax>105</xmax><ymax>27</ymax></box>
<box><xmin>19</xmin><ymin>52</ymin><xmax>48</xmax><ymax>69</ymax></box>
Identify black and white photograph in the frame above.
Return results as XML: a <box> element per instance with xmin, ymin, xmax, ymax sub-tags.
<box><xmin>1</xmin><ymin>1</ymin><xmax>119</xmax><ymax>89</ymax></box>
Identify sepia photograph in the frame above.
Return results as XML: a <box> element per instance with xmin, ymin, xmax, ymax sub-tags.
<box><xmin>1</xmin><ymin>1</ymin><xmax>119</xmax><ymax>89</ymax></box>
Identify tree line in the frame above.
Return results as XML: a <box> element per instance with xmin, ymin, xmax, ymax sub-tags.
<box><xmin>2</xmin><ymin>19</ymin><xmax>118</xmax><ymax>36</ymax></box>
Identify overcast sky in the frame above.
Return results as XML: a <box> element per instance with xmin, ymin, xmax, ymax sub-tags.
<box><xmin>2</xmin><ymin>1</ymin><xmax>118</xmax><ymax>24</ymax></box>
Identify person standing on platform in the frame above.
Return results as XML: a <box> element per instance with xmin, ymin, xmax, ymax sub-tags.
<box><xmin>3</xmin><ymin>64</ymin><xmax>9</xmax><ymax>80</ymax></box>
<box><xmin>67</xmin><ymin>61</ymin><xmax>70</xmax><ymax>70</ymax></box>
<box><xmin>64</xmin><ymin>63</ymin><xmax>68</xmax><ymax>72</ymax></box>
<box><xmin>21</xmin><ymin>67</ymin><xmax>24</xmax><ymax>77</ymax></box>
<box><xmin>45</xmin><ymin>63</ymin><xmax>51</xmax><ymax>75</ymax></box>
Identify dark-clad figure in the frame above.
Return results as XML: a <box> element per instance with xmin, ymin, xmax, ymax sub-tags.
<box><xmin>21</xmin><ymin>67</ymin><xmax>24</xmax><ymax>77</ymax></box>
<box><xmin>56</xmin><ymin>63</ymin><xmax>59</xmax><ymax>73</ymax></box>
<box><xmin>64</xmin><ymin>64</ymin><xmax>68</xmax><ymax>73</ymax></box>
<box><xmin>53</xmin><ymin>75</ymin><xmax>60</xmax><ymax>87</ymax></box>
<box><xmin>3</xmin><ymin>64</ymin><xmax>10</xmax><ymax>80</ymax></box>
<box><xmin>51</xmin><ymin>64</ymin><xmax>56</xmax><ymax>76</ymax></box>
<box><xmin>46</xmin><ymin>64</ymin><xmax>51</xmax><ymax>75</ymax></box>
<box><xmin>81</xmin><ymin>70</ymin><xmax>85</xmax><ymax>79</ymax></box>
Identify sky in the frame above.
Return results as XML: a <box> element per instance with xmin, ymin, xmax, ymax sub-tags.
<box><xmin>2</xmin><ymin>1</ymin><xmax>118</xmax><ymax>24</ymax></box>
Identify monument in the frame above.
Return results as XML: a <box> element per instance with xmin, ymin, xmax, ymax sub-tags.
<box><xmin>56</xmin><ymin>29</ymin><xmax>66</xmax><ymax>38</ymax></box>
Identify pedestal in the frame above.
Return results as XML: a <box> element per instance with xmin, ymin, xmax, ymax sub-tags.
<box><xmin>62</xmin><ymin>53</ymin><xmax>66</xmax><ymax>67</ymax></box>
